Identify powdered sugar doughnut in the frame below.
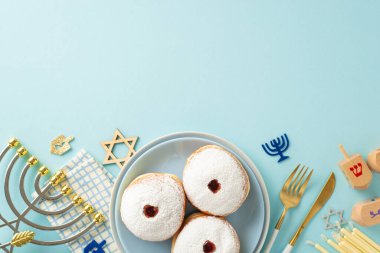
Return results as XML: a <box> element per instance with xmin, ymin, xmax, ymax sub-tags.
<box><xmin>183</xmin><ymin>145</ymin><xmax>250</xmax><ymax>216</ymax></box>
<box><xmin>120</xmin><ymin>173</ymin><xmax>186</xmax><ymax>241</ymax></box>
<box><xmin>171</xmin><ymin>213</ymin><xmax>240</xmax><ymax>253</ymax></box>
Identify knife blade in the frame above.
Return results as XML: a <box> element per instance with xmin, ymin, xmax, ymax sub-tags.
<box><xmin>282</xmin><ymin>172</ymin><xmax>336</xmax><ymax>253</ymax></box>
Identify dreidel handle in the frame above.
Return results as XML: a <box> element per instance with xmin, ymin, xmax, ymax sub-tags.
<box><xmin>339</xmin><ymin>144</ymin><xmax>350</xmax><ymax>160</ymax></box>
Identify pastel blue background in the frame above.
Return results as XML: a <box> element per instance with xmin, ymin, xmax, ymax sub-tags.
<box><xmin>0</xmin><ymin>1</ymin><xmax>379</xmax><ymax>252</ymax></box>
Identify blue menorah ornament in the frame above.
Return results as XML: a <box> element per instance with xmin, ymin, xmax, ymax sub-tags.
<box><xmin>84</xmin><ymin>239</ymin><xmax>106</xmax><ymax>253</ymax></box>
<box><xmin>262</xmin><ymin>133</ymin><xmax>290</xmax><ymax>162</ymax></box>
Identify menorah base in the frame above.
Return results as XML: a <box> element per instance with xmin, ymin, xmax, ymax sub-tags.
<box><xmin>277</xmin><ymin>155</ymin><xmax>289</xmax><ymax>163</ymax></box>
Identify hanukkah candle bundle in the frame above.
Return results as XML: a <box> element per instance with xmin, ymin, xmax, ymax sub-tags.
<box><xmin>307</xmin><ymin>225</ymin><xmax>380</xmax><ymax>253</ymax></box>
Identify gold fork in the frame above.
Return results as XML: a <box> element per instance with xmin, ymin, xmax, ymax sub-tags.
<box><xmin>264</xmin><ymin>164</ymin><xmax>313</xmax><ymax>253</ymax></box>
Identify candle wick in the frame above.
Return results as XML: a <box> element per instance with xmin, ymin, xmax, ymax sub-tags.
<box><xmin>321</xmin><ymin>234</ymin><xmax>328</xmax><ymax>242</ymax></box>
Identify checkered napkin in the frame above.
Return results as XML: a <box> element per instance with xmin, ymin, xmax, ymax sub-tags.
<box><xmin>35</xmin><ymin>150</ymin><xmax>120</xmax><ymax>253</ymax></box>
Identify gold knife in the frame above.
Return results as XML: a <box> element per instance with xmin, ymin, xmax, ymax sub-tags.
<box><xmin>282</xmin><ymin>172</ymin><xmax>336</xmax><ymax>253</ymax></box>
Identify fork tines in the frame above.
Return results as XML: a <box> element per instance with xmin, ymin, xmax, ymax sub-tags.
<box><xmin>284</xmin><ymin>164</ymin><xmax>313</xmax><ymax>197</ymax></box>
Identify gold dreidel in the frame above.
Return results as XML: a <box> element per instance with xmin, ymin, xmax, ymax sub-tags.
<box><xmin>338</xmin><ymin>144</ymin><xmax>372</xmax><ymax>190</ymax></box>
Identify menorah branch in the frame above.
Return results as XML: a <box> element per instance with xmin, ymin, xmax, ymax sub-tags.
<box><xmin>19</xmin><ymin>163</ymin><xmax>74</xmax><ymax>216</ymax></box>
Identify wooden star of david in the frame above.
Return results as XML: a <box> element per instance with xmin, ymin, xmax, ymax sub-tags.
<box><xmin>101</xmin><ymin>129</ymin><xmax>138</xmax><ymax>169</ymax></box>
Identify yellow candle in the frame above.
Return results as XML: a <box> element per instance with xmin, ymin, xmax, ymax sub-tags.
<box><xmin>326</xmin><ymin>238</ymin><xmax>349</xmax><ymax>253</ymax></box>
<box><xmin>341</xmin><ymin>238</ymin><xmax>361</xmax><ymax>253</ymax></box>
<box><xmin>321</xmin><ymin>234</ymin><xmax>349</xmax><ymax>253</ymax></box>
<box><xmin>315</xmin><ymin>243</ymin><xmax>330</xmax><ymax>253</ymax></box>
<box><xmin>307</xmin><ymin>240</ymin><xmax>330</xmax><ymax>253</ymax></box>
<box><xmin>351</xmin><ymin>232</ymin><xmax>379</xmax><ymax>253</ymax></box>
<box><xmin>341</xmin><ymin>228</ymin><xmax>375</xmax><ymax>253</ymax></box>
<box><xmin>339</xmin><ymin>241</ymin><xmax>355</xmax><ymax>253</ymax></box>
<box><xmin>353</xmin><ymin>228</ymin><xmax>380</xmax><ymax>252</ymax></box>
<box><xmin>351</xmin><ymin>232</ymin><xmax>380</xmax><ymax>253</ymax></box>
<box><xmin>351</xmin><ymin>233</ymin><xmax>380</xmax><ymax>253</ymax></box>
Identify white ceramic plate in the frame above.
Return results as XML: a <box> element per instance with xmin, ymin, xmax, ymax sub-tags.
<box><xmin>110</xmin><ymin>132</ymin><xmax>270</xmax><ymax>253</ymax></box>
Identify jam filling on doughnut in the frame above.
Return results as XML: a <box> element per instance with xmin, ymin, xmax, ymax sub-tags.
<box><xmin>143</xmin><ymin>205</ymin><xmax>158</xmax><ymax>218</ymax></box>
<box><xmin>208</xmin><ymin>179</ymin><xmax>221</xmax><ymax>193</ymax></box>
<box><xmin>203</xmin><ymin>240</ymin><xmax>216</xmax><ymax>253</ymax></box>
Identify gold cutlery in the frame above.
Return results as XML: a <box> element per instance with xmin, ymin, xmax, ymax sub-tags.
<box><xmin>282</xmin><ymin>172</ymin><xmax>336</xmax><ymax>253</ymax></box>
<box><xmin>264</xmin><ymin>164</ymin><xmax>313</xmax><ymax>253</ymax></box>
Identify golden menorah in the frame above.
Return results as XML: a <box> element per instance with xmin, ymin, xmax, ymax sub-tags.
<box><xmin>0</xmin><ymin>138</ymin><xmax>105</xmax><ymax>252</ymax></box>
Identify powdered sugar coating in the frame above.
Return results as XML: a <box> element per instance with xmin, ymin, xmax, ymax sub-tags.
<box><xmin>183</xmin><ymin>145</ymin><xmax>250</xmax><ymax>216</ymax></box>
<box><xmin>172</xmin><ymin>215</ymin><xmax>240</xmax><ymax>253</ymax></box>
<box><xmin>120</xmin><ymin>173</ymin><xmax>185</xmax><ymax>241</ymax></box>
